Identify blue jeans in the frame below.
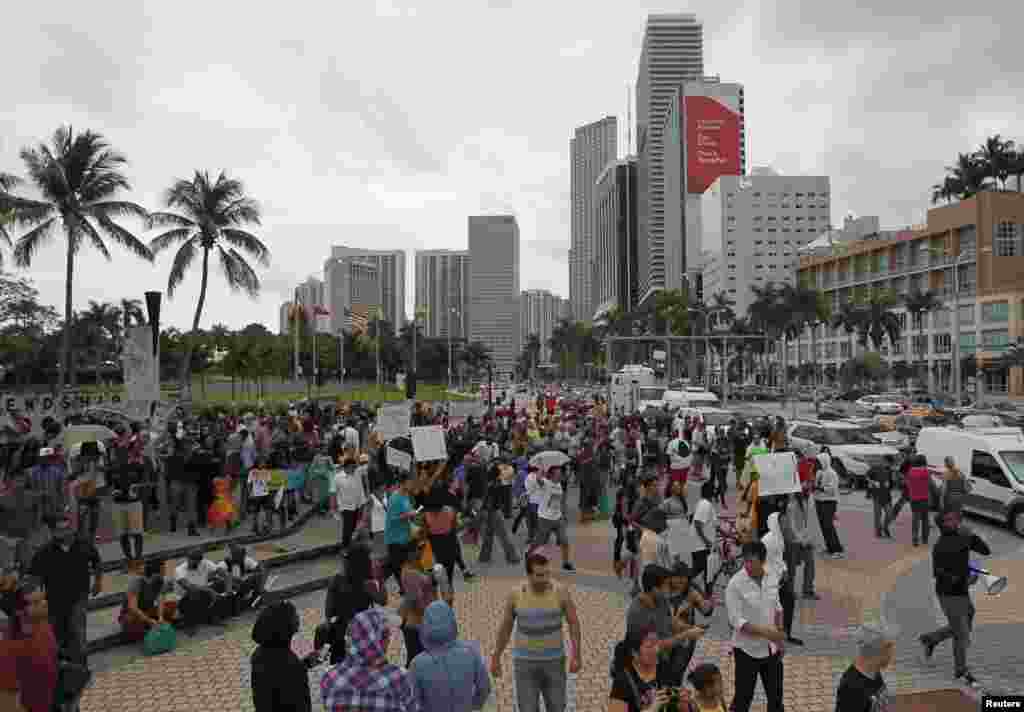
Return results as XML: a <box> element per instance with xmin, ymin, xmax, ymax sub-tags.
<box><xmin>514</xmin><ymin>658</ymin><xmax>566</xmax><ymax>712</ymax></box>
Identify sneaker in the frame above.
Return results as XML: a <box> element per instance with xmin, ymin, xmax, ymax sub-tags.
<box><xmin>785</xmin><ymin>636</ymin><xmax>804</xmax><ymax>646</ymax></box>
<box><xmin>831</xmin><ymin>552</ymin><xmax>846</xmax><ymax>560</ymax></box>
<box><xmin>562</xmin><ymin>562</ymin><xmax>576</xmax><ymax>572</ymax></box>
<box><xmin>919</xmin><ymin>636</ymin><xmax>936</xmax><ymax>663</ymax></box>
<box><xmin>462</xmin><ymin>569</ymin><xmax>476</xmax><ymax>580</ymax></box>
<box><xmin>956</xmin><ymin>671</ymin><xmax>979</xmax><ymax>687</ymax></box>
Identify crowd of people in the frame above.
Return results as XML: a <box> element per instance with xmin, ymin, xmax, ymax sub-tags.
<box><xmin>0</xmin><ymin>386</ymin><xmax>998</xmax><ymax>712</ymax></box>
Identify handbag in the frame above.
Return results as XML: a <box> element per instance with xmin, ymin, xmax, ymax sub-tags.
<box><xmin>54</xmin><ymin>657</ymin><xmax>92</xmax><ymax>705</ymax></box>
<box><xmin>144</xmin><ymin>622</ymin><xmax>178</xmax><ymax>656</ymax></box>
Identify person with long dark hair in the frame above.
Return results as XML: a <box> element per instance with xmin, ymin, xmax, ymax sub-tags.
<box><xmin>251</xmin><ymin>600</ymin><xmax>314</xmax><ymax>712</ymax></box>
<box><xmin>323</xmin><ymin>543</ymin><xmax>386</xmax><ymax>665</ymax></box>
<box><xmin>0</xmin><ymin>576</ymin><xmax>58</xmax><ymax>712</ymax></box>
<box><xmin>608</xmin><ymin>628</ymin><xmax>695</xmax><ymax>712</ymax></box>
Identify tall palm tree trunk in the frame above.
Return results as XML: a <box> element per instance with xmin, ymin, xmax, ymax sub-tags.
<box><xmin>59</xmin><ymin>236</ymin><xmax>75</xmax><ymax>390</ymax></box>
<box><xmin>179</xmin><ymin>247</ymin><xmax>210</xmax><ymax>395</ymax></box>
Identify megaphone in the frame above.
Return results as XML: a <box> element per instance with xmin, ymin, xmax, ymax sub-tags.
<box><xmin>969</xmin><ymin>562</ymin><xmax>1008</xmax><ymax>595</ymax></box>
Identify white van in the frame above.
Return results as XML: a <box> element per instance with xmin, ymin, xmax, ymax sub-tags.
<box><xmin>663</xmin><ymin>388</ymin><xmax>720</xmax><ymax>411</ymax></box>
<box><xmin>915</xmin><ymin>426</ymin><xmax>1024</xmax><ymax>536</ymax></box>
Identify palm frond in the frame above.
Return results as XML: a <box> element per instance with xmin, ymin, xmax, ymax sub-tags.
<box><xmin>88</xmin><ymin>200</ymin><xmax>148</xmax><ymax>222</ymax></box>
<box><xmin>218</xmin><ymin>245</ymin><xmax>261</xmax><ymax>297</ymax></box>
<box><xmin>12</xmin><ymin>217</ymin><xmax>58</xmax><ymax>267</ymax></box>
<box><xmin>76</xmin><ymin>214</ymin><xmax>112</xmax><ymax>261</ymax></box>
<box><xmin>93</xmin><ymin>214</ymin><xmax>153</xmax><ymax>261</ymax></box>
<box><xmin>150</xmin><ymin>227</ymin><xmax>195</xmax><ymax>254</ymax></box>
<box><xmin>223</xmin><ymin>197</ymin><xmax>262</xmax><ymax>226</ymax></box>
<box><xmin>167</xmin><ymin>237</ymin><xmax>199</xmax><ymax>297</ymax></box>
<box><xmin>148</xmin><ymin>211</ymin><xmax>195</xmax><ymax>230</ymax></box>
<box><xmin>221</xmin><ymin>228</ymin><xmax>270</xmax><ymax>265</ymax></box>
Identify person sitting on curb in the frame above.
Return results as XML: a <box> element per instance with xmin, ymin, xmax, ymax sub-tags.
<box><xmin>174</xmin><ymin>549</ymin><xmax>230</xmax><ymax>634</ymax></box>
<box><xmin>119</xmin><ymin>558</ymin><xmax>177</xmax><ymax>642</ymax></box>
<box><xmin>213</xmin><ymin>544</ymin><xmax>267</xmax><ymax>616</ymax></box>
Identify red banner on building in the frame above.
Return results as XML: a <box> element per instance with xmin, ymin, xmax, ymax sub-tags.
<box><xmin>685</xmin><ymin>95</ymin><xmax>742</xmax><ymax>194</ymax></box>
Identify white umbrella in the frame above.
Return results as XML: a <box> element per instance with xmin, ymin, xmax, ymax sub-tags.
<box><xmin>529</xmin><ymin>450</ymin><xmax>571</xmax><ymax>469</ymax></box>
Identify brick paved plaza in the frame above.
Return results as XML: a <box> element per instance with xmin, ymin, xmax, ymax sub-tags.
<box><xmin>79</xmin><ymin>491</ymin><xmax>1023</xmax><ymax>711</ymax></box>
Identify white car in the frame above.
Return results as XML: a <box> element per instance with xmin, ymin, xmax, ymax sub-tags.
<box><xmin>788</xmin><ymin>420</ymin><xmax>903</xmax><ymax>487</ymax></box>
<box><xmin>854</xmin><ymin>394</ymin><xmax>906</xmax><ymax>415</ymax></box>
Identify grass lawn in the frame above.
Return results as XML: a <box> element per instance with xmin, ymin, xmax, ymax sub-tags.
<box><xmin>79</xmin><ymin>381</ymin><xmax>474</xmax><ymax>407</ymax></box>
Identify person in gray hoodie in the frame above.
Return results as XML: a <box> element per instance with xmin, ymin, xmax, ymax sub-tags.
<box><xmin>409</xmin><ymin>600</ymin><xmax>491</xmax><ymax>712</ymax></box>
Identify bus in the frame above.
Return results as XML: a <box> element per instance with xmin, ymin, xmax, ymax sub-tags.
<box><xmin>609</xmin><ymin>364</ymin><xmax>662</xmax><ymax>414</ymax></box>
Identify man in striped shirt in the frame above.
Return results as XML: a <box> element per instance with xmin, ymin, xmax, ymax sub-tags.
<box><xmin>490</xmin><ymin>550</ymin><xmax>581</xmax><ymax>712</ymax></box>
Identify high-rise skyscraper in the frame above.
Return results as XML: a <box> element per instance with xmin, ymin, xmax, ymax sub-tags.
<box><xmin>323</xmin><ymin>256</ymin><xmax>380</xmax><ymax>335</ymax></box>
<box><xmin>415</xmin><ymin>249</ymin><xmax>471</xmax><ymax>341</ymax></box>
<box><xmin>520</xmin><ymin>289</ymin><xmax>568</xmax><ymax>364</ymax></box>
<box><xmin>328</xmin><ymin>246</ymin><xmax>406</xmax><ymax>333</ymax></box>
<box><xmin>593</xmin><ymin>157</ymin><xmax>639</xmax><ymax>322</ymax></box>
<box><xmin>294</xmin><ymin>276</ymin><xmax>328</xmax><ymax>333</ymax></box>
<box><xmin>468</xmin><ymin>216</ymin><xmax>521</xmax><ymax>379</ymax></box>
<box><xmin>636</xmin><ymin>13</ymin><xmax>704</xmax><ymax>305</ymax></box>
<box><xmin>570</xmin><ymin>117</ymin><xmax>618</xmax><ymax>322</ymax></box>
<box><xmin>663</xmin><ymin>76</ymin><xmax>745</xmax><ymax>291</ymax></box>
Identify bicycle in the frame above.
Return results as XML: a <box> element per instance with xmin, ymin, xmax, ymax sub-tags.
<box><xmin>706</xmin><ymin>514</ymin><xmax>742</xmax><ymax>598</ymax></box>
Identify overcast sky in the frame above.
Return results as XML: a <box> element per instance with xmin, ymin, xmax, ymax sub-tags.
<box><xmin>1</xmin><ymin>1</ymin><xmax>1020</xmax><ymax>331</ymax></box>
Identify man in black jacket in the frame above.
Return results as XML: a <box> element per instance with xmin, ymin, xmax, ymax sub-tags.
<box><xmin>918</xmin><ymin>508</ymin><xmax>990</xmax><ymax>687</ymax></box>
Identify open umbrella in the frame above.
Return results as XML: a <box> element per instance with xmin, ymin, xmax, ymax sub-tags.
<box><xmin>529</xmin><ymin>450</ymin><xmax>570</xmax><ymax>469</ymax></box>
<box><xmin>63</xmin><ymin>424</ymin><xmax>117</xmax><ymax>450</ymax></box>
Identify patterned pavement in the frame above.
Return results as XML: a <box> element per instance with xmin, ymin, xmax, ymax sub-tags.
<box><xmin>79</xmin><ymin>486</ymin><xmax>1024</xmax><ymax>711</ymax></box>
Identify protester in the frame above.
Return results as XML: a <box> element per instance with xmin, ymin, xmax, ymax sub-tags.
<box><xmin>689</xmin><ymin>662</ymin><xmax>728</xmax><ymax>712</ymax></box>
<box><xmin>408</xmin><ymin>601</ymin><xmax>491</xmax><ymax>712</ymax></box>
<box><xmin>174</xmin><ymin>549</ymin><xmax>228</xmax><ymax>633</ymax></box>
<box><xmin>399</xmin><ymin>547</ymin><xmax>435</xmax><ymax>666</ymax></box>
<box><xmin>0</xmin><ymin>576</ymin><xmax>58</xmax><ymax>712</ymax></box>
<box><xmin>385</xmin><ymin>478</ymin><xmax>419</xmax><ymax>594</ymax></box>
<box><xmin>814</xmin><ymin>451</ymin><xmax>844</xmax><ymax>558</ymax></box>
<box><xmin>324</xmin><ymin>543</ymin><xmax>387</xmax><ymax>665</ymax></box>
<box><xmin>905</xmin><ymin>454</ymin><xmax>932</xmax><ymax>547</ymax></box>
<box><xmin>29</xmin><ymin>515</ymin><xmax>102</xmax><ymax>666</ymax></box>
<box><xmin>918</xmin><ymin>508</ymin><xmax>991</xmax><ymax>687</ymax></box>
<box><xmin>119</xmin><ymin>558</ymin><xmax>176</xmax><ymax>641</ymax></box>
<box><xmin>336</xmin><ymin>455</ymin><xmax>367</xmax><ymax>549</ymax></box>
<box><xmin>834</xmin><ymin>624</ymin><xmax>895</xmax><ymax>712</ymax></box>
<box><xmin>762</xmin><ymin>511</ymin><xmax>800</xmax><ymax>646</ymax></box>
<box><xmin>490</xmin><ymin>550</ymin><xmax>582</xmax><ymax>712</ymax></box>
<box><xmin>940</xmin><ymin>455</ymin><xmax>970</xmax><ymax>514</ymax></box>
<box><xmin>530</xmin><ymin>466</ymin><xmax>575</xmax><ymax>572</ymax></box>
<box><xmin>251</xmin><ymin>600</ymin><xmax>314</xmax><ymax>712</ymax></box>
<box><xmin>214</xmin><ymin>544</ymin><xmax>267</xmax><ymax>615</ymax></box>
<box><xmin>689</xmin><ymin>480</ymin><xmax>718</xmax><ymax>591</ymax></box>
<box><xmin>866</xmin><ymin>459</ymin><xmax>894</xmax><ymax>539</ymax></box>
<box><xmin>478</xmin><ymin>460</ymin><xmax>520</xmax><ymax>566</ymax></box>
<box><xmin>608</xmin><ymin>629</ymin><xmax>676</xmax><ymax>712</ymax></box>
<box><xmin>789</xmin><ymin>485</ymin><xmax>818</xmax><ymax>600</ymax></box>
<box><xmin>724</xmin><ymin>541</ymin><xmax>786</xmax><ymax>712</ymax></box>
<box><xmin>321</xmin><ymin>608</ymin><xmax>420</xmax><ymax>712</ymax></box>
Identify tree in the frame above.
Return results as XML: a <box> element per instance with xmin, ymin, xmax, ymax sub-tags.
<box><xmin>460</xmin><ymin>341</ymin><xmax>492</xmax><ymax>379</ymax></box>
<box><xmin>120</xmin><ymin>297</ymin><xmax>145</xmax><ymax>331</ymax></box>
<box><xmin>943</xmin><ymin>152</ymin><xmax>989</xmax><ymax>199</ymax></box>
<box><xmin>974</xmin><ymin>135</ymin><xmax>1014</xmax><ymax>191</ymax></box>
<box><xmin>1009</xmin><ymin>148</ymin><xmax>1024</xmax><ymax>192</ymax></box>
<box><xmin>0</xmin><ymin>173</ymin><xmax>22</xmax><ymax>270</ymax></box>
<box><xmin>4</xmin><ymin>126</ymin><xmax>152</xmax><ymax>388</ymax></box>
<box><xmin>860</xmin><ymin>290</ymin><xmax>902</xmax><ymax>351</ymax></box>
<box><xmin>782</xmin><ymin>284</ymin><xmax>830</xmax><ymax>403</ymax></box>
<box><xmin>0</xmin><ymin>273</ymin><xmax>60</xmax><ymax>385</ymax></box>
<box><xmin>930</xmin><ymin>176</ymin><xmax>959</xmax><ymax>205</ymax></box>
<box><xmin>904</xmin><ymin>288</ymin><xmax>942</xmax><ymax>384</ymax></box>
<box><xmin>79</xmin><ymin>300</ymin><xmax>120</xmax><ymax>386</ymax></box>
<box><xmin>148</xmin><ymin>171</ymin><xmax>269</xmax><ymax>396</ymax></box>
<box><xmin>518</xmin><ymin>332</ymin><xmax>542</xmax><ymax>380</ymax></box>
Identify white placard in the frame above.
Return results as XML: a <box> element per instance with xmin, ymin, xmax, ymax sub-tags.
<box><xmin>448</xmin><ymin>401</ymin><xmax>484</xmax><ymax>419</ymax></box>
<box><xmin>410</xmin><ymin>425</ymin><xmax>448</xmax><ymax>462</ymax></box>
<box><xmin>387</xmin><ymin>446</ymin><xmax>412</xmax><ymax>472</ymax></box>
<box><xmin>375</xmin><ymin>403</ymin><xmax>411</xmax><ymax>439</ymax></box>
<box><xmin>752</xmin><ymin>452</ymin><xmax>801</xmax><ymax>497</ymax></box>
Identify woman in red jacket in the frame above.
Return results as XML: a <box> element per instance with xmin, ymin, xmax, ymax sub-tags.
<box><xmin>0</xmin><ymin>577</ymin><xmax>58</xmax><ymax>712</ymax></box>
<box><xmin>905</xmin><ymin>454</ymin><xmax>933</xmax><ymax>546</ymax></box>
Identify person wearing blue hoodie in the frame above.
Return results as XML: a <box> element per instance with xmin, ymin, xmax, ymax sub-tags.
<box><xmin>409</xmin><ymin>601</ymin><xmax>492</xmax><ymax>712</ymax></box>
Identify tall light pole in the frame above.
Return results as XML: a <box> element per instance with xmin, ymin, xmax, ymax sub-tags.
<box><xmin>410</xmin><ymin>306</ymin><xmax>426</xmax><ymax>400</ymax></box>
<box><xmin>374</xmin><ymin>306</ymin><xmax>383</xmax><ymax>393</ymax></box>
<box><xmin>447</xmin><ymin>307</ymin><xmax>458</xmax><ymax>393</ymax></box>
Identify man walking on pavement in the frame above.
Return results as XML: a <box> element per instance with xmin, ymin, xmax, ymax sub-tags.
<box><xmin>919</xmin><ymin>507</ymin><xmax>991</xmax><ymax>688</ymax></box>
<box><xmin>29</xmin><ymin>514</ymin><xmax>104</xmax><ymax>666</ymax></box>
<box><xmin>490</xmin><ymin>549</ymin><xmax>582</xmax><ymax>712</ymax></box>
<box><xmin>530</xmin><ymin>466</ymin><xmax>575</xmax><ymax>572</ymax></box>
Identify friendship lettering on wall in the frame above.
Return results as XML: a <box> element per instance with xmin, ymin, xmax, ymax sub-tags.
<box><xmin>1</xmin><ymin>392</ymin><xmax>124</xmax><ymax>416</ymax></box>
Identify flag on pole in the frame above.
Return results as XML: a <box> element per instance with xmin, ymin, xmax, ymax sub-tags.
<box><xmin>313</xmin><ymin>305</ymin><xmax>331</xmax><ymax>316</ymax></box>
<box><xmin>349</xmin><ymin>305</ymin><xmax>370</xmax><ymax>334</ymax></box>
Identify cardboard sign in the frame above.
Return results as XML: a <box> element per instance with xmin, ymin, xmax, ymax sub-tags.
<box><xmin>375</xmin><ymin>403</ymin><xmax>411</xmax><ymax>439</ymax></box>
<box><xmin>752</xmin><ymin>452</ymin><xmax>802</xmax><ymax>497</ymax></box>
<box><xmin>387</xmin><ymin>446</ymin><xmax>412</xmax><ymax>472</ymax></box>
<box><xmin>448</xmin><ymin>401</ymin><xmax>485</xmax><ymax>419</ymax></box>
<box><xmin>410</xmin><ymin>425</ymin><xmax>447</xmax><ymax>462</ymax></box>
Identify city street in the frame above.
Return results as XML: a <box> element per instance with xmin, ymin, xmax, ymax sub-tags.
<box><xmin>78</xmin><ymin>440</ymin><xmax>1023</xmax><ymax>711</ymax></box>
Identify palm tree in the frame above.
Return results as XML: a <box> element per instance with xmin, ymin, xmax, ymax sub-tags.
<box><xmin>80</xmin><ymin>300</ymin><xmax>120</xmax><ymax>386</ymax></box>
<box><xmin>784</xmin><ymin>284</ymin><xmax>831</xmax><ymax>406</ymax></box>
<box><xmin>748</xmin><ymin>283</ymin><xmax>788</xmax><ymax>386</ymax></box>
<box><xmin>862</xmin><ymin>291</ymin><xmax>903</xmax><ymax>351</ymax></box>
<box><xmin>0</xmin><ymin>172</ymin><xmax>23</xmax><ymax>269</ymax></box>
<box><xmin>1009</xmin><ymin>148</ymin><xmax>1024</xmax><ymax>192</ymax></box>
<box><xmin>974</xmin><ymin>135</ymin><xmax>1014</xmax><ymax>191</ymax></box>
<box><xmin>904</xmin><ymin>288</ymin><xmax>941</xmax><ymax>387</ymax></box>
<box><xmin>930</xmin><ymin>176</ymin><xmax>960</xmax><ymax>205</ymax></box>
<box><xmin>120</xmin><ymin>297</ymin><xmax>145</xmax><ymax>331</ymax></box>
<box><xmin>944</xmin><ymin>153</ymin><xmax>989</xmax><ymax>199</ymax></box>
<box><xmin>148</xmin><ymin>171</ymin><xmax>269</xmax><ymax>395</ymax></box>
<box><xmin>3</xmin><ymin>127</ymin><xmax>152</xmax><ymax>387</ymax></box>
<box><xmin>521</xmin><ymin>332</ymin><xmax>542</xmax><ymax>379</ymax></box>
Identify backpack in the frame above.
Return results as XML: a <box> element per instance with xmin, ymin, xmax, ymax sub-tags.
<box><xmin>676</xmin><ymin>440</ymin><xmax>691</xmax><ymax>458</ymax></box>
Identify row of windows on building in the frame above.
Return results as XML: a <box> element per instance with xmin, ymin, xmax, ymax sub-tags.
<box><xmin>727</xmin><ymin>215</ymin><xmax>829</xmax><ymax>223</ymax></box>
<box><xmin>793</xmin><ymin>329</ymin><xmax>1011</xmax><ymax>361</ymax></box>
<box><xmin>796</xmin><ymin>302</ymin><xmax>1012</xmax><ymax>338</ymax></box>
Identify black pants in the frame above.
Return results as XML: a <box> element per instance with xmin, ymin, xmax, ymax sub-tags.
<box><xmin>179</xmin><ymin>588</ymin><xmax>218</xmax><ymax>626</ymax></box>
<box><xmin>387</xmin><ymin>543</ymin><xmax>412</xmax><ymax>593</ymax></box>
<box><xmin>779</xmin><ymin>574</ymin><xmax>795</xmax><ymax>637</ymax></box>
<box><xmin>691</xmin><ymin>549</ymin><xmax>710</xmax><ymax>591</ymax></box>
<box><xmin>657</xmin><ymin>642</ymin><xmax>695</xmax><ymax>687</ymax></box>
<box><xmin>816</xmin><ymin>500</ymin><xmax>843</xmax><ymax>554</ymax></box>
<box><xmin>911</xmin><ymin>500</ymin><xmax>931</xmax><ymax>545</ymax></box>
<box><xmin>732</xmin><ymin>648</ymin><xmax>784</xmax><ymax>712</ymax></box>
<box><xmin>402</xmin><ymin>623</ymin><xmax>424</xmax><ymax>667</ymax></box>
<box><xmin>120</xmin><ymin>533</ymin><xmax>144</xmax><ymax>560</ymax></box>
<box><xmin>613</xmin><ymin>523</ymin><xmax>625</xmax><ymax>562</ymax></box>
<box><xmin>340</xmin><ymin>509</ymin><xmax>359</xmax><ymax>548</ymax></box>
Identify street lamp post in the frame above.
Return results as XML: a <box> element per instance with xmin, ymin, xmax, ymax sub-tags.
<box><xmin>410</xmin><ymin>307</ymin><xmax>426</xmax><ymax>400</ymax></box>
<box><xmin>447</xmin><ymin>307</ymin><xmax>458</xmax><ymax>393</ymax></box>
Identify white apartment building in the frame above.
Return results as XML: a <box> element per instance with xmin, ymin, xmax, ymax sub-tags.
<box><xmin>700</xmin><ymin>170</ymin><xmax>831</xmax><ymax>318</ymax></box>
<box><xmin>570</xmin><ymin>117</ymin><xmax>617</xmax><ymax>322</ymax></box>
<box><xmin>414</xmin><ymin>249</ymin><xmax>471</xmax><ymax>341</ymax></box>
<box><xmin>469</xmin><ymin>216</ymin><xmax>521</xmax><ymax>378</ymax></box>
<box><xmin>521</xmin><ymin>289</ymin><xmax>568</xmax><ymax>364</ymax></box>
<box><xmin>636</xmin><ymin>12</ymin><xmax>704</xmax><ymax>304</ymax></box>
<box><xmin>323</xmin><ymin>256</ymin><xmax>380</xmax><ymax>335</ymax></box>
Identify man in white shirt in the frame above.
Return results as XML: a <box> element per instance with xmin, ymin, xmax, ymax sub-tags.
<box><xmin>530</xmin><ymin>466</ymin><xmax>575</xmax><ymax>572</ymax></box>
<box><xmin>335</xmin><ymin>457</ymin><xmax>367</xmax><ymax>548</ymax></box>
<box><xmin>472</xmin><ymin>437</ymin><xmax>499</xmax><ymax>465</ymax></box>
<box><xmin>724</xmin><ymin>541</ymin><xmax>787</xmax><ymax>712</ymax></box>
<box><xmin>175</xmin><ymin>549</ymin><xmax>226</xmax><ymax>630</ymax></box>
<box><xmin>667</xmin><ymin>433</ymin><xmax>693</xmax><ymax>488</ymax></box>
<box><xmin>341</xmin><ymin>421</ymin><xmax>360</xmax><ymax>451</ymax></box>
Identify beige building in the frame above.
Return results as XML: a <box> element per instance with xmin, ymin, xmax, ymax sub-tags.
<box><xmin>796</xmin><ymin>191</ymin><xmax>1024</xmax><ymax>399</ymax></box>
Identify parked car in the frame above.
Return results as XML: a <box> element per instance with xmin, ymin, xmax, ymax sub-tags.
<box><xmin>855</xmin><ymin>394</ymin><xmax>906</xmax><ymax>415</ymax></box>
<box><xmin>787</xmin><ymin>419</ymin><xmax>903</xmax><ymax>488</ymax></box>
